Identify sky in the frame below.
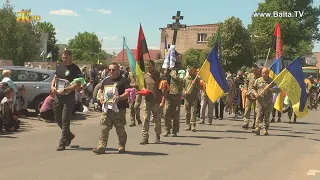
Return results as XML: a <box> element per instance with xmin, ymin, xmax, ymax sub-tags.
<box><xmin>8</xmin><ymin>0</ymin><xmax>320</xmax><ymax>54</ymax></box>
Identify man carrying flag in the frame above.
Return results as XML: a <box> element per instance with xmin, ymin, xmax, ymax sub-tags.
<box><xmin>252</xmin><ymin>67</ymin><xmax>280</xmax><ymax>136</ymax></box>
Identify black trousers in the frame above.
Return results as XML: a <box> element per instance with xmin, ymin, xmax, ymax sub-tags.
<box><xmin>196</xmin><ymin>99</ymin><xmax>201</xmax><ymax>118</ymax></box>
<box><xmin>272</xmin><ymin>108</ymin><xmax>281</xmax><ymax>118</ymax></box>
<box><xmin>40</xmin><ymin>109</ymin><xmax>55</xmax><ymax>121</ymax></box>
<box><xmin>215</xmin><ymin>101</ymin><xmax>225</xmax><ymax>118</ymax></box>
<box><xmin>54</xmin><ymin>93</ymin><xmax>75</xmax><ymax>145</ymax></box>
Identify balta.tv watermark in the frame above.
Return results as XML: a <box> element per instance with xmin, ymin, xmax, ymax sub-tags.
<box><xmin>252</xmin><ymin>11</ymin><xmax>305</xmax><ymax>18</ymax></box>
<box><xmin>16</xmin><ymin>9</ymin><xmax>41</xmax><ymax>23</ymax></box>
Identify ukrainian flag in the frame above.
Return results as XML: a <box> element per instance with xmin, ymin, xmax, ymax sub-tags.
<box><xmin>198</xmin><ymin>35</ymin><xmax>230</xmax><ymax>103</ymax></box>
<box><xmin>124</xmin><ymin>40</ymin><xmax>144</xmax><ymax>90</ymax></box>
<box><xmin>269</xmin><ymin>57</ymin><xmax>285</xmax><ymax>112</ymax></box>
<box><xmin>271</xmin><ymin>57</ymin><xmax>308</xmax><ymax>118</ymax></box>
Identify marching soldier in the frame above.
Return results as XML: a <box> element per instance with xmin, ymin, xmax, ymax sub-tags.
<box><xmin>128</xmin><ymin>70</ymin><xmax>142</xmax><ymax>127</ymax></box>
<box><xmin>198</xmin><ymin>80</ymin><xmax>214</xmax><ymax>125</ymax></box>
<box><xmin>242</xmin><ymin>64</ymin><xmax>260</xmax><ymax>130</ymax></box>
<box><xmin>140</xmin><ymin>60</ymin><xmax>162</xmax><ymax>144</ymax></box>
<box><xmin>252</xmin><ymin>68</ymin><xmax>279</xmax><ymax>136</ymax></box>
<box><xmin>93</xmin><ymin>63</ymin><xmax>130</xmax><ymax>154</ymax></box>
<box><xmin>163</xmin><ymin>54</ymin><xmax>185</xmax><ymax>137</ymax></box>
<box><xmin>183</xmin><ymin>65</ymin><xmax>201</xmax><ymax>132</ymax></box>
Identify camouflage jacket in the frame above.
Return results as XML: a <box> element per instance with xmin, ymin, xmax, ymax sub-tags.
<box><xmin>168</xmin><ymin>66</ymin><xmax>185</xmax><ymax>95</ymax></box>
<box><xmin>245</xmin><ymin>73</ymin><xmax>260</xmax><ymax>99</ymax></box>
<box><xmin>252</xmin><ymin>77</ymin><xmax>279</xmax><ymax>103</ymax></box>
<box><xmin>183</xmin><ymin>74</ymin><xmax>200</xmax><ymax>101</ymax></box>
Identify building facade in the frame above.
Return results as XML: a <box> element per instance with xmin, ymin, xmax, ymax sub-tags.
<box><xmin>159</xmin><ymin>24</ymin><xmax>219</xmax><ymax>57</ymax></box>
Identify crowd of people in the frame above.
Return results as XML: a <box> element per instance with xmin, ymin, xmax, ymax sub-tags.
<box><xmin>1</xmin><ymin>49</ymin><xmax>318</xmax><ymax>154</ymax></box>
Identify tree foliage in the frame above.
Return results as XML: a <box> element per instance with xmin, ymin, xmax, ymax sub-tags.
<box><xmin>249</xmin><ymin>0</ymin><xmax>320</xmax><ymax>60</ymax></box>
<box><xmin>182</xmin><ymin>48</ymin><xmax>210</xmax><ymax>68</ymax></box>
<box><xmin>36</xmin><ymin>22</ymin><xmax>59</xmax><ymax>61</ymax></box>
<box><xmin>0</xmin><ymin>4</ymin><xmax>39</xmax><ymax>65</ymax></box>
<box><xmin>67</xmin><ymin>32</ymin><xmax>112</xmax><ymax>62</ymax></box>
<box><xmin>207</xmin><ymin>16</ymin><xmax>253</xmax><ymax>72</ymax></box>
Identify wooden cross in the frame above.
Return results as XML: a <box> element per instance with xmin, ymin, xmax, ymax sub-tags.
<box><xmin>167</xmin><ymin>11</ymin><xmax>186</xmax><ymax>45</ymax></box>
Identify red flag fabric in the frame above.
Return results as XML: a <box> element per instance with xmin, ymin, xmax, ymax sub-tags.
<box><xmin>137</xmin><ymin>88</ymin><xmax>151</xmax><ymax>96</ymax></box>
<box><xmin>271</xmin><ymin>22</ymin><xmax>283</xmax><ymax>59</ymax></box>
<box><xmin>136</xmin><ymin>24</ymin><xmax>149</xmax><ymax>72</ymax></box>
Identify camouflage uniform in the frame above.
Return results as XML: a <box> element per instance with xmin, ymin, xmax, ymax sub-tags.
<box><xmin>252</xmin><ymin>77</ymin><xmax>278</xmax><ymax>135</ymax></box>
<box><xmin>141</xmin><ymin>70</ymin><xmax>162</xmax><ymax>144</ymax></box>
<box><xmin>199</xmin><ymin>92</ymin><xmax>214</xmax><ymax>124</ymax></box>
<box><xmin>163</xmin><ymin>66</ymin><xmax>185</xmax><ymax>137</ymax></box>
<box><xmin>128</xmin><ymin>72</ymin><xmax>142</xmax><ymax>126</ymax></box>
<box><xmin>183</xmin><ymin>74</ymin><xmax>200</xmax><ymax>131</ymax></box>
<box><xmin>242</xmin><ymin>73</ymin><xmax>260</xmax><ymax>128</ymax></box>
<box><xmin>93</xmin><ymin>76</ymin><xmax>129</xmax><ymax>154</ymax></box>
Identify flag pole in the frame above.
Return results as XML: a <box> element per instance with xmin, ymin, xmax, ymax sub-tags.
<box><xmin>122</xmin><ymin>37</ymin><xmax>125</xmax><ymax>66</ymax></box>
<box><xmin>264</xmin><ymin>48</ymin><xmax>271</xmax><ymax>67</ymax></box>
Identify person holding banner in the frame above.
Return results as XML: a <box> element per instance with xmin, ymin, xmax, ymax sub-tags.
<box><xmin>183</xmin><ymin>65</ymin><xmax>201</xmax><ymax>132</ymax></box>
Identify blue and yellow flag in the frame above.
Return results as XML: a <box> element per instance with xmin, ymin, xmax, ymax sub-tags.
<box><xmin>271</xmin><ymin>57</ymin><xmax>308</xmax><ymax>118</ymax></box>
<box><xmin>198</xmin><ymin>34</ymin><xmax>230</xmax><ymax>103</ymax></box>
<box><xmin>269</xmin><ymin>56</ymin><xmax>285</xmax><ymax>112</ymax></box>
<box><xmin>124</xmin><ymin>40</ymin><xmax>144</xmax><ymax>90</ymax></box>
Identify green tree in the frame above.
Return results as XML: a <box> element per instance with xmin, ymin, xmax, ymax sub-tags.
<box><xmin>249</xmin><ymin>0</ymin><xmax>320</xmax><ymax>60</ymax></box>
<box><xmin>36</xmin><ymin>22</ymin><xmax>59</xmax><ymax>61</ymax></box>
<box><xmin>0</xmin><ymin>3</ymin><xmax>39</xmax><ymax>65</ymax></box>
<box><xmin>68</xmin><ymin>32</ymin><xmax>106</xmax><ymax>62</ymax></box>
<box><xmin>208</xmin><ymin>17</ymin><xmax>253</xmax><ymax>72</ymax></box>
<box><xmin>182</xmin><ymin>48</ymin><xmax>203</xmax><ymax>68</ymax></box>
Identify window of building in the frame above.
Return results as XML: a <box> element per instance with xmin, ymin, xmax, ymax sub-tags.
<box><xmin>197</xmin><ymin>33</ymin><xmax>207</xmax><ymax>42</ymax></box>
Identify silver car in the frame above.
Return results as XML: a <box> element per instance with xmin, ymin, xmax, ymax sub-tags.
<box><xmin>0</xmin><ymin>66</ymin><xmax>55</xmax><ymax>113</ymax></box>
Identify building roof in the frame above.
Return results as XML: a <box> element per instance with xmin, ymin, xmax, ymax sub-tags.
<box><xmin>113</xmin><ymin>49</ymin><xmax>161</xmax><ymax>62</ymax></box>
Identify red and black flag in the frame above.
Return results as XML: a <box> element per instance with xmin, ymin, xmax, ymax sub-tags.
<box><xmin>136</xmin><ymin>24</ymin><xmax>149</xmax><ymax>72</ymax></box>
<box><xmin>271</xmin><ymin>22</ymin><xmax>283</xmax><ymax>59</ymax></box>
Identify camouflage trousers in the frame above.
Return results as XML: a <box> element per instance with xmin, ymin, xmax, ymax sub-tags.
<box><xmin>200</xmin><ymin>94</ymin><xmax>214</xmax><ymax>122</ymax></box>
<box><xmin>129</xmin><ymin>94</ymin><xmax>142</xmax><ymax>123</ymax></box>
<box><xmin>185</xmin><ymin>98</ymin><xmax>198</xmax><ymax>128</ymax></box>
<box><xmin>54</xmin><ymin>93</ymin><xmax>75</xmax><ymax>145</ymax></box>
<box><xmin>255</xmin><ymin>100</ymin><xmax>272</xmax><ymax>130</ymax></box>
<box><xmin>243</xmin><ymin>98</ymin><xmax>256</xmax><ymax>125</ymax></box>
<box><xmin>98</xmin><ymin>109</ymin><xmax>127</xmax><ymax>148</ymax></box>
<box><xmin>142</xmin><ymin>101</ymin><xmax>161</xmax><ymax>139</ymax></box>
<box><xmin>164</xmin><ymin>94</ymin><xmax>181</xmax><ymax>134</ymax></box>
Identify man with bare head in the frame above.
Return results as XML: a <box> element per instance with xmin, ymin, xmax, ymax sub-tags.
<box><xmin>252</xmin><ymin>67</ymin><xmax>279</xmax><ymax>135</ymax></box>
<box><xmin>242</xmin><ymin>64</ymin><xmax>260</xmax><ymax>129</ymax></box>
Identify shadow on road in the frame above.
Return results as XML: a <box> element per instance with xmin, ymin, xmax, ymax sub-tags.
<box><xmin>0</xmin><ymin>131</ymin><xmax>18</xmax><ymax>138</ymax></box>
<box><xmin>159</xmin><ymin>141</ymin><xmax>200</xmax><ymax>146</ymax></box>
<box><xmin>125</xmin><ymin>151</ymin><xmax>168</xmax><ymax>156</ymax></box>
<box><xmin>179</xmin><ymin>135</ymin><xmax>247</xmax><ymax>140</ymax></box>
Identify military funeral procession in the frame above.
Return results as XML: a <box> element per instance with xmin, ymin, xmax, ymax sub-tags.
<box><xmin>1</xmin><ymin>0</ymin><xmax>320</xmax><ymax>179</ymax></box>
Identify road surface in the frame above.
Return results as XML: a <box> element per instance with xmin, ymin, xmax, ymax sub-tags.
<box><xmin>1</xmin><ymin>107</ymin><xmax>320</xmax><ymax>180</ymax></box>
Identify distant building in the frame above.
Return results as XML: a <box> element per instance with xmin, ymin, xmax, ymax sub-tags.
<box><xmin>113</xmin><ymin>49</ymin><xmax>161</xmax><ymax>64</ymax></box>
<box><xmin>159</xmin><ymin>24</ymin><xmax>219</xmax><ymax>57</ymax></box>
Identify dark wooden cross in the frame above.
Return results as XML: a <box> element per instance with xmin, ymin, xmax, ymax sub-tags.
<box><xmin>167</xmin><ymin>11</ymin><xmax>186</xmax><ymax>45</ymax></box>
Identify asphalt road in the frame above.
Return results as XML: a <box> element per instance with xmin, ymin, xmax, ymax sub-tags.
<box><xmin>1</xmin><ymin>107</ymin><xmax>320</xmax><ymax>180</ymax></box>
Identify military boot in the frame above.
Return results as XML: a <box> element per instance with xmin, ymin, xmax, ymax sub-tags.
<box><xmin>191</xmin><ymin>126</ymin><xmax>197</xmax><ymax>132</ymax></box>
<box><xmin>163</xmin><ymin>131</ymin><xmax>171</xmax><ymax>137</ymax></box>
<box><xmin>242</xmin><ymin>124</ymin><xmax>249</xmax><ymax>129</ymax></box>
<box><xmin>253</xmin><ymin>128</ymin><xmax>260</xmax><ymax>135</ymax></box>
<box><xmin>270</xmin><ymin>118</ymin><xmax>275</xmax><ymax>123</ymax></box>
<box><xmin>263</xmin><ymin>130</ymin><xmax>269</xmax><ymax>135</ymax></box>
<box><xmin>171</xmin><ymin>133</ymin><xmax>177</xmax><ymax>137</ymax></box>
<box><xmin>185</xmin><ymin>124</ymin><xmax>191</xmax><ymax>131</ymax></box>
<box><xmin>198</xmin><ymin>120</ymin><xmax>204</xmax><ymax>124</ymax></box>
<box><xmin>93</xmin><ymin>146</ymin><xmax>106</xmax><ymax>154</ymax></box>
<box><xmin>118</xmin><ymin>144</ymin><xmax>125</xmax><ymax>153</ymax></box>
<box><xmin>277</xmin><ymin>118</ymin><xmax>281</xmax><ymax>122</ymax></box>
<box><xmin>140</xmin><ymin>139</ymin><xmax>149</xmax><ymax>145</ymax></box>
<box><xmin>56</xmin><ymin>144</ymin><xmax>65</xmax><ymax>151</ymax></box>
<box><xmin>155</xmin><ymin>135</ymin><xmax>160</xmax><ymax>143</ymax></box>
<box><xmin>66</xmin><ymin>133</ymin><xmax>75</xmax><ymax>146</ymax></box>
<box><xmin>129</xmin><ymin>122</ymin><xmax>136</xmax><ymax>127</ymax></box>
<box><xmin>208</xmin><ymin>120</ymin><xmax>213</xmax><ymax>125</ymax></box>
